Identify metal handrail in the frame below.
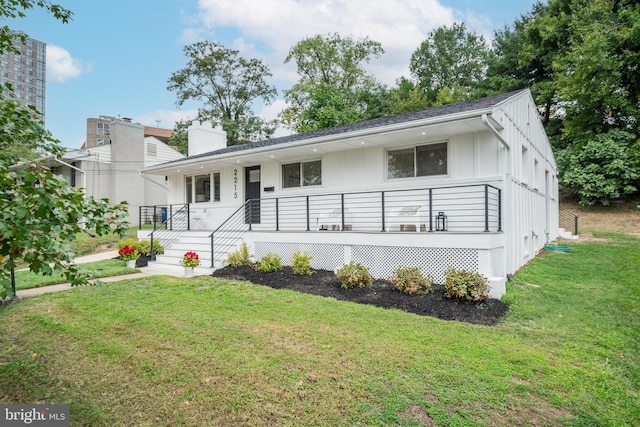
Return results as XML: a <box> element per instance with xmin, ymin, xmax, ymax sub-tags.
<box><xmin>207</xmin><ymin>183</ymin><xmax>502</xmax><ymax>268</ymax></box>
<box><xmin>138</xmin><ymin>203</ymin><xmax>188</xmax><ymax>230</ymax></box>
<box><xmin>208</xmin><ymin>200</ymin><xmax>252</xmax><ymax>268</ymax></box>
<box><xmin>149</xmin><ymin>203</ymin><xmax>189</xmax><ymax>260</ymax></box>
<box><xmin>559</xmin><ymin>208</ymin><xmax>579</xmax><ymax>236</ymax></box>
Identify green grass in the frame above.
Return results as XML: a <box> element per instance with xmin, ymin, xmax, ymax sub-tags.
<box><xmin>13</xmin><ymin>259</ymin><xmax>139</xmax><ymax>290</ymax></box>
<box><xmin>69</xmin><ymin>227</ymin><xmax>138</xmax><ymax>257</ymax></box>
<box><xmin>0</xmin><ymin>234</ymin><xmax>638</xmax><ymax>426</ymax></box>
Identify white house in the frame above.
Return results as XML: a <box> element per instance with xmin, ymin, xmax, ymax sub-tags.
<box><xmin>47</xmin><ymin>118</ymin><xmax>184</xmax><ymax>225</ymax></box>
<box><xmin>141</xmin><ymin>89</ymin><xmax>559</xmax><ymax>299</ymax></box>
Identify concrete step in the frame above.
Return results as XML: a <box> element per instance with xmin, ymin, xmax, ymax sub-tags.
<box><xmin>558</xmin><ymin>227</ymin><xmax>579</xmax><ymax>240</ymax></box>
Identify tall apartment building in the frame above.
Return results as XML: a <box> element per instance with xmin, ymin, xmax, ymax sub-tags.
<box><xmin>0</xmin><ymin>35</ymin><xmax>46</xmax><ymax>121</ymax></box>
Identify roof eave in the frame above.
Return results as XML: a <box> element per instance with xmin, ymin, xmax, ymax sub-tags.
<box><xmin>142</xmin><ymin>106</ymin><xmax>498</xmax><ymax>174</ymax></box>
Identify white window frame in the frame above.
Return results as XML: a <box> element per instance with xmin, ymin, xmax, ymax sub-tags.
<box><xmin>386</xmin><ymin>141</ymin><xmax>448</xmax><ymax>180</ymax></box>
<box><xmin>186</xmin><ymin>172</ymin><xmax>221</xmax><ymax>203</ymax></box>
<box><xmin>281</xmin><ymin>159</ymin><xmax>322</xmax><ymax>189</ymax></box>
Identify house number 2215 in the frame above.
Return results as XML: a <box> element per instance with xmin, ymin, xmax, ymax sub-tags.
<box><xmin>233</xmin><ymin>169</ymin><xmax>238</xmax><ymax>198</ymax></box>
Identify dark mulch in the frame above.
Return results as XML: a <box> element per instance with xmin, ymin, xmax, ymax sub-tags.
<box><xmin>211</xmin><ymin>266</ymin><xmax>509</xmax><ymax>326</ymax></box>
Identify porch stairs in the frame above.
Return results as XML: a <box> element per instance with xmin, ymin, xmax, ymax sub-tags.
<box><xmin>558</xmin><ymin>208</ymin><xmax>579</xmax><ymax>240</ymax></box>
<box><xmin>148</xmin><ymin>231</ymin><xmax>216</xmax><ymax>275</ymax></box>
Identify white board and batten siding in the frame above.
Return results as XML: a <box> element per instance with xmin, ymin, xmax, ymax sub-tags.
<box><xmin>149</xmin><ymin>90</ymin><xmax>559</xmax><ymax>299</ymax></box>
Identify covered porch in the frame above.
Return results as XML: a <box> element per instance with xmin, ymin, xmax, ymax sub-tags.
<box><xmin>138</xmin><ymin>182</ymin><xmax>507</xmax><ymax>298</ymax></box>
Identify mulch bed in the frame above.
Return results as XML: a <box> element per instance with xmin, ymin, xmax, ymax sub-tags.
<box><xmin>211</xmin><ymin>266</ymin><xmax>509</xmax><ymax>326</ymax></box>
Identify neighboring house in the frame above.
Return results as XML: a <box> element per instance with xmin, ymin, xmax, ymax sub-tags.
<box><xmin>142</xmin><ymin>89</ymin><xmax>559</xmax><ymax>299</ymax></box>
<box><xmin>47</xmin><ymin>116</ymin><xmax>184</xmax><ymax>225</ymax></box>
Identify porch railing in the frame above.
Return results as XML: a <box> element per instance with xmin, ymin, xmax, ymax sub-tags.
<box><xmin>147</xmin><ymin>203</ymin><xmax>189</xmax><ymax>260</ymax></box>
<box><xmin>139</xmin><ymin>204</ymin><xmax>193</xmax><ymax>230</ymax></box>
<box><xmin>559</xmin><ymin>208</ymin><xmax>579</xmax><ymax>236</ymax></box>
<box><xmin>209</xmin><ymin>183</ymin><xmax>502</xmax><ymax>268</ymax></box>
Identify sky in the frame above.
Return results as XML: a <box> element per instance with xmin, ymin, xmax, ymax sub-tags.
<box><xmin>9</xmin><ymin>0</ymin><xmax>541</xmax><ymax>149</ymax></box>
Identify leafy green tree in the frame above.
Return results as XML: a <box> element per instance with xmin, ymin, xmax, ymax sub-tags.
<box><xmin>483</xmin><ymin>0</ymin><xmax>640</xmax><ymax>202</ymax></box>
<box><xmin>409</xmin><ymin>22</ymin><xmax>488</xmax><ymax>105</ymax></box>
<box><xmin>554</xmin><ymin>0</ymin><xmax>640</xmax><ymax>143</ymax></box>
<box><xmin>560</xmin><ymin>130</ymin><xmax>640</xmax><ymax>205</ymax></box>
<box><xmin>1</xmin><ymin>1</ymin><xmax>129</xmax><ymax>299</ymax></box>
<box><xmin>167</xmin><ymin>119</ymin><xmax>192</xmax><ymax>156</ymax></box>
<box><xmin>0</xmin><ymin>0</ymin><xmax>72</xmax><ymax>54</ymax></box>
<box><xmin>386</xmin><ymin>77</ymin><xmax>430</xmax><ymax>115</ymax></box>
<box><xmin>167</xmin><ymin>41</ymin><xmax>278</xmax><ymax>146</ymax></box>
<box><xmin>282</xmin><ymin>33</ymin><xmax>386</xmax><ymax>133</ymax></box>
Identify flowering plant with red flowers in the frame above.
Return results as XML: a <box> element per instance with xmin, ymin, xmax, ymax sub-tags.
<box><xmin>180</xmin><ymin>251</ymin><xmax>201</xmax><ymax>268</ymax></box>
<box><xmin>118</xmin><ymin>244</ymin><xmax>139</xmax><ymax>261</ymax></box>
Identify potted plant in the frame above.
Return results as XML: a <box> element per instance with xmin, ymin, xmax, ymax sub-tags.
<box><xmin>180</xmin><ymin>251</ymin><xmax>201</xmax><ymax>277</ymax></box>
<box><xmin>119</xmin><ymin>244</ymin><xmax>139</xmax><ymax>268</ymax></box>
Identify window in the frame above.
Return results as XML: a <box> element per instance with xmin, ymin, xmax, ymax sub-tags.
<box><xmin>186</xmin><ymin>172</ymin><xmax>221</xmax><ymax>203</ymax></box>
<box><xmin>282</xmin><ymin>160</ymin><xmax>321</xmax><ymax>188</ymax></box>
<box><xmin>387</xmin><ymin>142</ymin><xmax>447</xmax><ymax>179</ymax></box>
<box><xmin>97</xmin><ymin>122</ymin><xmax>110</xmax><ymax>135</ymax></box>
<box><xmin>147</xmin><ymin>142</ymin><xmax>157</xmax><ymax>157</ymax></box>
<box><xmin>186</xmin><ymin>177</ymin><xmax>193</xmax><ymax>204</ymax></box>
<box><xmin>96</xmin><ymin>139</ymin><xmax>110</xmax><ymax>146</ymax></box>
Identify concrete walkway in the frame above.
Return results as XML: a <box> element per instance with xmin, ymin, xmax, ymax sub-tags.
<box><xmin>14</xmin><ymin>250</ymin><xmax>207</xmax><ymax>299</ymax></box>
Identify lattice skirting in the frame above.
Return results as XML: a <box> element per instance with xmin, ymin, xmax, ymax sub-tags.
<box><xmin>253</xmin><ymin>241</ymin><xmax>501</xmax><ymax>283</ymax></box>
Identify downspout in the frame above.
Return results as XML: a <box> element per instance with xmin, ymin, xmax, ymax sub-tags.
<box><xmin>482</xmin><ymin>113</ymin><xmax>513</xmax><ymax>279</ymax></box>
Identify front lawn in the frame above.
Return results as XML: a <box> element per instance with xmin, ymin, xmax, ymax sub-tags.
<box><xmin>12</xmin><ymin>259</ymin><xmax>138</xmax><ymax>291</ymax></box>
<box><xmin>0</xmin><ymin>234</ymin><xmax>638</xmax><ymax>426</ymax></box>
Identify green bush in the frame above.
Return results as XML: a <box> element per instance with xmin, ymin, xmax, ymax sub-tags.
<box><xmin>336</xmin><ymin>262</ymin><xmax>373</xmax><ymax>289</ymax></box>
<box><xmin>136</xmin><ymin>239</ymin><xmax>164</xmax><ymax>256</ymax></box>
<box><xmin>255</xmin><ymin>253</ymin><xmax>282</xmax><ymax>273</ymax></box>
<box><xmin>560</xmin><ymin>129</ymin><xmax>640</xmax><ymax>205</ymax></box>
<box><xmin>443</xmin><ymin>267</ymin><xmax>489</xmax><ymax>302</ymax></box>
<box><xmin>226</xmin><ymin>242</ymin><xmax>252</xmax><ymax>268</ymax></box>
<box><xmin>389</xmin><ymin>267</ymin><xmax>432</xmax><ymax>295</ymax></box>
<box><xmin>292</xmin><ymin>251</ymin><xmax>313</xmax><ymax>275</ymax></box>
<box><xmin>117</xmin><ymin>238</ymin><xmax>164</xmax><ymax>256</ymax></box>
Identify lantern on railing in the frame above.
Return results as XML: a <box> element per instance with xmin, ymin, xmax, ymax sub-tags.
<box><xmin>435</xmin><ymin>211</ymin><xmax>447</xmax><ymax>231</ymax></box>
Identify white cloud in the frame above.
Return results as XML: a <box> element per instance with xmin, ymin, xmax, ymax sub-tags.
<box><xmin>46</xmin><ymin>45</ymin><xmax>92</xmax><ymax>83</ymax></box>
<box><xmin>194</xmin><ymin>0</ymin><xmax>458</xmax><ymax>86</ymax></box>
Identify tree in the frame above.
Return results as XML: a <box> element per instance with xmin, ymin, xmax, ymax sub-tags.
<box><xmin>560</xmin><ymin>130</ymin><xmax>640</xmax><ymax>205</ymax></box>
<box><xmin>386</xmin><ymin>77</ymin><xmax>430</xmax><ymax>115</ymax></box>
<box><xmin>409</xmin><ymin>23</ymin><xmax>488</xmax><ymax>105</ymax></box>
<box><xmin>0</xmin><ymin>1</ymin><xmax>129</xmax><ymax>299</ymax></box>
<box><xmin>483</xmin><ymin>0</ymin><xmax>640</xmax><ymax>203</ymax></box>
<box><xmin>281</xmin><ymin>33</ymin><xmax>386</xmax><ymax>133</ymax></box>
<box><xmin>0</xmin><ymin>0</ymin><xmax>72</xmax><ymax>54</ymax></box>
<box><xmin>554</xmin><ymin>0</ymin><xmax>640</xmax><ymax>143</ymax></box>
<box><xmin>167</xmin><ymin>41</ymin><xmax>278</xmax><ymax>146</ymax></box>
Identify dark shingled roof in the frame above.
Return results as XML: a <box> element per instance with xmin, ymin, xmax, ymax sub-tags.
<box><xmin>166</xmin><ymin>89</ymin><xmax>525</xmax><ymax>164</ymax></box>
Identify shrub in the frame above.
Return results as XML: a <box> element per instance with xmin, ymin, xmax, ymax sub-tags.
<box><xmin>389</xmin><ymin>267</ymin><xmax>432</xmax><ymax>295</ymax></box>
<box><xmin>292</xmin><ymin>251</ymin><xmax>313</xmax><ymax>275</ymax></box>
<box><xmin>117</xmin><ymin>238</ymin><xmax>164</xmax><ymax>256</ymax></box>
<box><xmin>336</xmin><ymin>262</ymin><xmax>373</xmax><ymax>289</ymax></box>
<box><xmin>443</xmin><ymin>267</ymin><xmax>489</xmax><ymax>302</ymax></box>
<box><xmin>226</xmin><ymin>242</ymin><xmax>252</xmax><ymax>268</ymax></box>
<box><xmin>255</xmin><ymin>253</ymin><xmax>282</xmax><ymax>273</ymax></box>
<box><xmin>117</xmin><ymin>238</ymin><xmax>138</xmax><ymax>251</ymax></box>
<box><xmin>136</xmin><ymin>239</ymin><xmax>164</xmax><ymax>256</ymax></box>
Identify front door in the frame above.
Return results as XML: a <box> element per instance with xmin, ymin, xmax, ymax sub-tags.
<box><xmin>245</xmin><ymin>166</ymin><xmax>261</xmax><ymax>224</ymax></box>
